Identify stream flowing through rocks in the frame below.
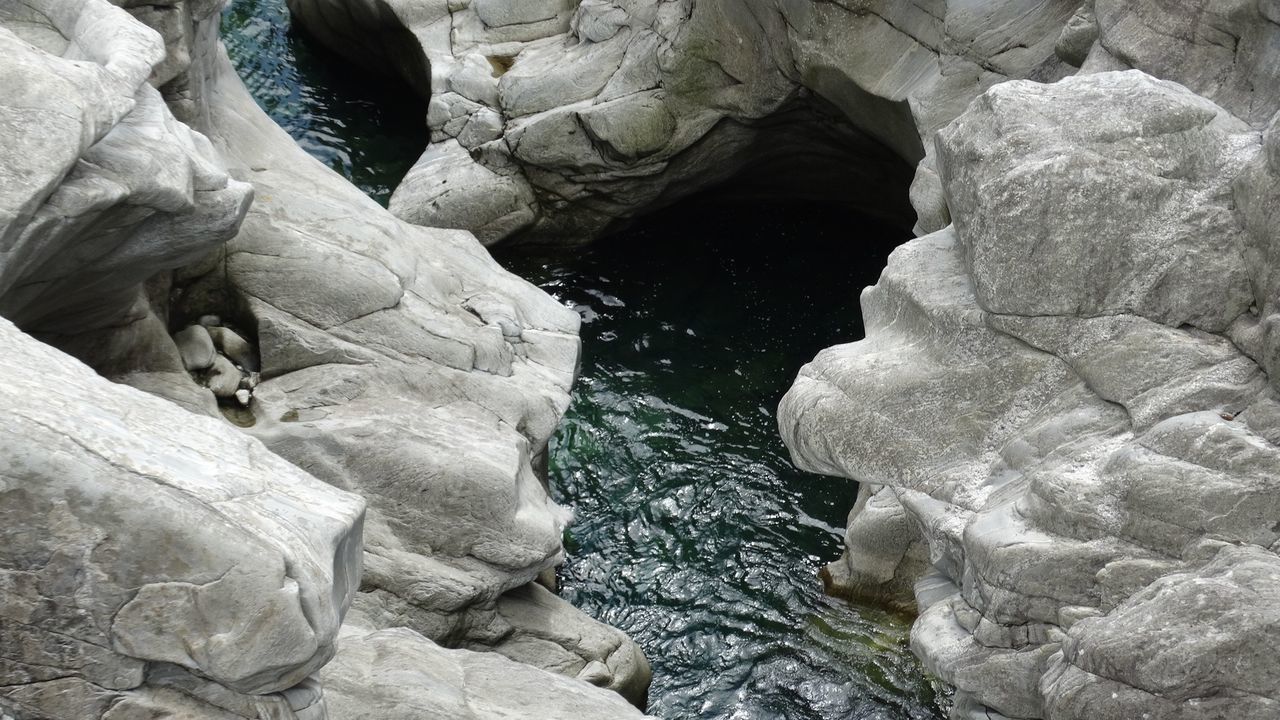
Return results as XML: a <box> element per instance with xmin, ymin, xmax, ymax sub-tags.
<box><xmin>223</xmin><ymin>3</ymin><xmax>947</xmax><ymax>717</ymax></box>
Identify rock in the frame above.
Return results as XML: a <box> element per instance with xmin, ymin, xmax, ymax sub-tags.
<box><xmin>389</xmin><ymin>140</ymin><xmax>538</xmax><ymax>245</ymax></box>
<box><xmin>1042</xmin><ymin>545</ymin><xmax>1280</xmax><ymax>720</ymax></box>
<box><xmin>205</xmin><ymin>353</ymin><xmax>243</xmax><ymax>398</ymax></box>
<box><xmin>321</xmin><ymin>624</ymin><xmax>652</xmax><ymax>719</ymax></box>
<box><xmin>207</xmin><ymin>326</ymin><xmax>259</xmax><ymax>372</ymax></box>
<box><xmin>0</xmin><ymin>315</ymin><xmax>365</xmax><ymax>718</ymax></box>
<box><xmin>175</xmin><ymin>325</ymin><xmax>216</xmax><ymax>371</ymax></box>
<box><xmin>1</xmin><ymin>0</ymin><xmax>653</xmax><ymax>713</ymax></box>
<box><xmin>1055</xmin><ymin>4</ymin><xmax>1098</xmax><ymax>67</ymax></box>
<box><xmin>935</xmin><ymin>70</ymin><xmax>1257</xmax><ymax>333</ymax></box>
<box><xmin>0</xmin><ymin>0</ymin><xmax>250</xmax><ymax>410</ymax></box>
<box><xmin>289</xmin><ymin>0</ymin><xmax>1081</xmax><ymax>245</ymax></box>
<box><xmin>173</xmin><ymin>2</ymin><xmax>650</xmax><ymax>704</ymax></box>
<box><xmin>1092</xmin><ymin>0</ymin><xmax>1280</xmax><ymax>125</ymax></box>
<box><xmin>780</xmin><ymin>70</ymin><xmax>1280</xmax><ymax>719</ymax></box>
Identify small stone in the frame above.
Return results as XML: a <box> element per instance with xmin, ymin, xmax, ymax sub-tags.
<box><xmin>207</xmin><ymin>326</ymin><xmax>260</xmax><ymax>372</ymax></box>
<box><xmin>240</xmin><ymin>372</ymin><xmax>260</xmax><ymax>391</ymax></box>
<box><xmin>205</xmin><ymin>354</ymin><xmax>241</xmax><ymax>398</ymax></box>
<box><xmin>174</xmin><ymin>325</ymin><xmax>216</xmax><ymax>371</ymax></box>
<box><xmin>198</xmin><ymin>315</ymin><xmax>221</xmax><ymax>327</ymax></box>
<box><xmin>235</xmin><ymin>389</ymin><xmax>252</xmax><ymax>407</ymax></box>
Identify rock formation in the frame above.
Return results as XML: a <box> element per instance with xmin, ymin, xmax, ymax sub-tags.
<box><xmin>284</xmin><ymin>0</ymin><xmax>1280</xmax><ymax>716</ymax></box>
<box><xmin>6</xmin><ymin>0</ymin><xmax>1280</xmax><ymax>716</ymax></box>
<box><xmin>286</xmin><ymin>0</ymin><xmax>1091</xmax><ymax>245</ymax></box>
<box><xmin>0</xmin><ymin>0</ymin><xmax>649</xmax><ymax>716</ymax></box>
<box><xmin>780</xmin><ymin>45</ymin><xmax>1280</xmax><ymax>720</ymax></box>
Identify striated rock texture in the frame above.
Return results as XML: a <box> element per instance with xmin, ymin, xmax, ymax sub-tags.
<box><xmin>781</xmin><ymin>69</ymin><xmax>1280</xmax><ymax>719</ymax></box>
<box><xmin>1</xmin><ymin>0</ymin><xmax>649</xmax><ymax>716</ymax></box>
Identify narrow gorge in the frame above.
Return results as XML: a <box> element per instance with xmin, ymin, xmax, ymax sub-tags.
<box><xmin>2</xmin><ymin>1</ymin><xmax>1279</xmax><ymax>720</ymax></box>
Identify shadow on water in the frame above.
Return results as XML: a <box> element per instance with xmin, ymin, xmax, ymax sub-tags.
<box><xmin>222</xmin><ymin>0</ymin><xmax>427</xmax><ymax>205</ymax></box>
<box><xmin>497</xmin><ymin>197</ymin><xmax>949</xmax><ymax>720</ymax></box>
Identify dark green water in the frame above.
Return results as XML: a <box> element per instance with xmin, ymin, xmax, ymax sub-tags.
<box><xmin>500</xmin><ymin>205</ymin><xmax>945</xmax><ymax>720</ymax></box>
<box><xmin>221</xmin><ymin>0</ymin><xmax>426</xmax><ymax>204</ymax></box>
<box><xmin>221</xmin><ymin>4</ymin><xmax>947</xmax><ymax>717</ymax></box>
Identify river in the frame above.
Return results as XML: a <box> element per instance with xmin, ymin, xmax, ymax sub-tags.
<box><xmin>222</xmin><ymin>4</ymin><xmax>947</xmax><ymax>717</ymax></box>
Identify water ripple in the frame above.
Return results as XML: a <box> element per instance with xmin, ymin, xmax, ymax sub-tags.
<box><xmin>499</xmin><ymin>200</ymin><xmax>949</xmax><ymax>720</ymax></box>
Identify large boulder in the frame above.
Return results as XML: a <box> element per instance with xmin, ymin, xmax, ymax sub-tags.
<box><xmin>0</xmin><ymin>314</ymin><xmax>366</xmax><ymax>719</ymax></box>
<box><xmin>780</xmin><ymin>70</ymin><xmax>1280</xmax><ymax>719</ymax></box>
<box><xmin>322</xmin><ymin>621</ymin><xmax>649</xmax><ymax>719</ymax></box>
<box><xmin>0</xmin><ymin>0</ymin><xmax>251</xmax><ymax>416</ymax></box>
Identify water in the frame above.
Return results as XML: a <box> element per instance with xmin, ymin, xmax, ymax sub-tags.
<box><xmin>221</xmin><ymin>4</ymin><xmax>947</xmax><ymax>717</ymax></box>
<box><xmin>499</xmin><ymin>204</ymin><xmax>946</xmax><ymax>720</ymax></box>
<box><xmin>221</xmin><ymin>0</ymin><xmax>427</xmax><ymax>205</ymax></box>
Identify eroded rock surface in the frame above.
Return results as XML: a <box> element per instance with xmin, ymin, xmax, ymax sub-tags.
<box><xmin>287</xmin><ymin>0</ymin><xmax>1091</xmax><ymax>244</ymax></box>
<box><xmin>322</xmin><ymin>621</ymin><xmax>648</xmax><ymax>719</ymax></box>
<box><xmin>1</xmin><ymin>0</ymin><xmax>649</xmax><ymax>716</ymax></box>
<box><xmin>0</xmin><ymin>0</ymin><xmax>252</xmax><ymax>417</ymax></box>
<box><xmin>180</xmin><ymin>24</ymin><xmax>649</xmax><ymax>702</ymax></box>
<box><xmin>0</xmin><ymin>313</ymin><xmax>366</xmax><ymax>719</ymax></box>
<box><xmin>781</xmin><ymin>70</ymin><xmax>1280</xmax><ymax>720</ymax></box>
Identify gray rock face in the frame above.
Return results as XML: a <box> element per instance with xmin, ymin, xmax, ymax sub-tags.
<box><xmin>780</xmin><ymin>70</ymin><xmax>1280</xmax><ymax>719</ymax></box>
<box><xmin>9</xmin><ymin>0</ymin><xmax>1280</xmax><ymax>718</ymax></box>
<box><xmin>175</xmin><ymin>324</ymin><xmax>217</xmax><ymax>370</ymax></box>
<box><xmin>287</xmin><ymin>0</ymin><xmax>1085</xmax><ymax>244</ymax></box>
<box><xmin>0</xmin><ymin>0</ymin><xmax>252</xmax><ymax>415</ymax></box>
<box><xmin>1089</xmin><ymin>0</ymin><xmax>1280</xmax><ymax>125</ymax></box>
<box><xmin>172</xmin><ymin>28</ymin><xmax>647</xmax><ymax>703</ymax></box>
<box><xmin>1</xmin><ymin>0</ymin><xmax>649</xmax><ymax>716</ymax></box>
<box><xmin>322</xmin><ymin>622</ymin><xmax>648</xmax><ymax>719</ymax></box>
<box><xmin>937</xmin><ymin>71</ymin><xmax>1256</xmax><ymax>333</ymax></box>
<box><xmin>0</xmin><ymin>314</ymin><xmax>366</xmax><ymax>719</ymax></box>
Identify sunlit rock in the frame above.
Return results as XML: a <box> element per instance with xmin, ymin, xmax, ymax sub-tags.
<box><xmin>781</xmin><ymin>70</ymin><xmax>1280</xmax><ymax>719</ymax></box>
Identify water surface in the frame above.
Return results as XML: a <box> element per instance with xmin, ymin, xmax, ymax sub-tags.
<box><xmin>221</xmin><ymin>5</ymin><xmax>947</xmax><ymax>716</ymax></box>
<box><xmin>222</xmin><ymin>0</ymin><xmax>426</xmax><ymax>204</ymax></box>
<box><xmin>498</xmin><ymin>201</ymin><xmax>946</xmax><ymax>720</ymax></box>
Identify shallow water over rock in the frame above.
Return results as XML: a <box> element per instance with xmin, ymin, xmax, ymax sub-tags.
<box><xmin>222</xmin><ymin>2</ymin><xmax>946</xmax><ymax>717</ymax></box>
